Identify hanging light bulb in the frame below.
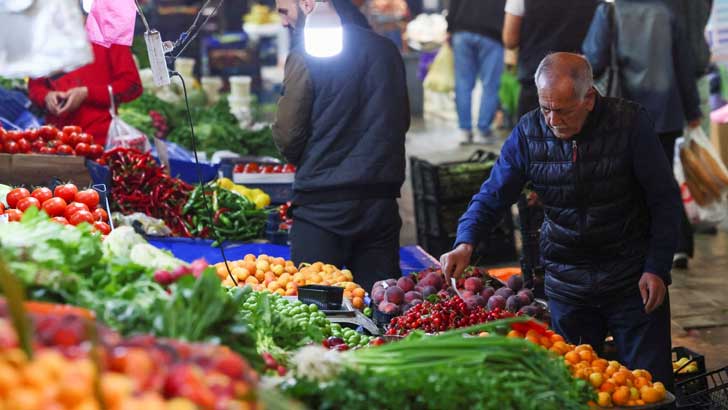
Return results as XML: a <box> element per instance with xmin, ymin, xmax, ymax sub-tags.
<box><xmin>304</xmin><ymin>0</ymin><xmax>343</xmax><ymax>58</ymax></box>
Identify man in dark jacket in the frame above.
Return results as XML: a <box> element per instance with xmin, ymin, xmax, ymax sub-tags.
<box><xmin>582</xmin><ymin>0</ymin><xmax>703</xmax><ymax>269</ymax></box>
<box><xmin>441</xmin><ymin>53</ymin><xmax>682</xmax><ymax>390</ymax></box>
<box><xmin>273</xmin><ymin>0</ymin><xmax>409</xmax><ymax>291</ymax></box>
<box><xmin>446</xmin><ymin>0</ymin><xmax>506</xmax><ymax>144</ymax></box>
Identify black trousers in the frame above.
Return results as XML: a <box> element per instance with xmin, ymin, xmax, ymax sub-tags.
<box><xmin>659</xmin><ymin>130</ymin><xmax>694</xmax><ymax>257</ymax></box>
<box><xmin>290</xmin><ymin>199</ymin><xmax>402</xmax><ymax>292</ymax></box>
<box><xmin>550</xmin><ymin>291</ymin><xmax>674</xmax><ymax>394</ymax></box>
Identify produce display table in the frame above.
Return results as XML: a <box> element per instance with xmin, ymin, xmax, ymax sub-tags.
<box><xmin>147</xmin><ymin>237</ymin><xmax>439</xmax><ymax>273</ymax></box>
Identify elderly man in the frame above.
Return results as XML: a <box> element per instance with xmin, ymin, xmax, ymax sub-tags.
<box><xmin>441</xmin><ymin>52</ymin><xmax>682</xmax><ymax>389</ymax></box>
<box><xmin>272</xmin><ymin>0</ymin><xmax>409</xmax><ymax>291</ymax></box>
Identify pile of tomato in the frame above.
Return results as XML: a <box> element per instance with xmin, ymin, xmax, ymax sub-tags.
<box><xmin>0</xmin><ymin>125</ymin><xmax>104</xmax><ymax>159</ymax></box>
<box><xmin>233</xmin><ymin>162</ymin><xmax>296</xmax><ymax>174</ymax></box>
<box><xmin>3</xmin><ymin>183</ymin><xmax>111</xmax><ymax>234</ymax></box>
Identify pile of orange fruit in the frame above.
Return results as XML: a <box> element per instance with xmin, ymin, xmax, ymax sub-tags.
<box><xmin>0</xmin><ymin>348</ymin><xmax>197</xmax><ymax>410</ymax></box>
<box><xmin>214</xmin><ymin>255</ymin><xmax>366</xmax><ymax>308</ymax></box>
<box><xmin>508</xmin><ymin>329</ymin><xmax>667</xmax><ymax>408</ymax></box>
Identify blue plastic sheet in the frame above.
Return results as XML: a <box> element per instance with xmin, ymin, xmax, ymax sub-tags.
<box><xmin>147</xmin><ymin>237</ymin><xmax>439</xmax><ymax>273</ymax></box>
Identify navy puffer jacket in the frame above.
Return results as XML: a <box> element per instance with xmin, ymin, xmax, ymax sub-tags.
<box><xmin>456</xmin><ymin>95</ymin><xmax>682</xmax><ymax>303</ymax></box>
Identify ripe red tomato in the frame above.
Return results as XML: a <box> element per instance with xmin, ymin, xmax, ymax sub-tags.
<box><xmin>25</xmin><ymin>129</ymin><xmax>39</xmax><ymax>142</ymax></box>
<box><xmin>46</xmin><ymin>139</ymin><xmax>62</xmax><ymax>148</ymax></box>
<box><xmin>31</xmin><ymin>140</ymin><xmax>45</xmax><ymax>152</ymax></box>
<box><xmin>233</xmin><ymin>164</ymin><xmax>244</xmax><ymax>173</ymax></box>
<box><xmin>74</xmin><ymin>189</ymin><xmax>99</xmax><ymax>208</ymax></box>
<box><xmin>4</xmin><ymin>209</ymin><xmax>22</xmax><ymax>222</ymax></box>
<box><xmin>56</xmin><ymin>144</ymin><xmax>74</xmax><ymax>155</ymax></box>
<box><xmin>87</xmin><ymin>144</ymin><xmax>104</xmax><ymax>159</ymax></box>
<box><xmin>74</xmin><ymin>142</ymin><xmax>90</xmax><ymax>157</ymax></box>
<box><xmin>93</xmin><ymin>208</ymin><xmax>108</xmax><ymax>222</ymax></box>
<box><xmin>54</xmin><ymin>183</ymin><xmax>78</xmax><ymax>203</ymax></box>
<box><xmin>92</xmin><ymin>221</ymin><xmax>111</xmax><ymax>235</ymax></box>
<box><xmin>51</xmin><ymin>216</ymin><xmax>70</xmax><ymax>225</ymax></box>
<box><xmin>243</xmin><ymin>163</ymin><xmax>259</xmax><ymax>173</ymax></box>
<box><xmin>282</xmin><ymin>164</ymin><xmax>296</xmax><ymax>173</ymax></box>
<box><xmin>39</xmin><ymin>146</ymin><xmax>56</xmax><ymax>155</ymax></box>
<box><xmin>272</xmin><ymin>165</ymin><xmax>283</xmax><ymax>173</ymax></box>
<box><xmin>39</xmin><ymin>125</ymin><xmax>57</xmax><ymax>140</ymax></box>
<box><xmin>0</xmin><ymin>202</ymin><xmax>4</xmax><ymax>213</ymax></box>
<box><xmin>4</xmin><ymin>131</ymin><xmax>22</xmax><ymax>143</ymax></box>
<box><xmin>74</xmin><ymin>133</ymin><xmax>93</xmax><ymax>145</ymax></box>
<box><xmin>4</xmin><ymin>141</ymin><xmax>19</xmax><ymax>154</ymax></box>
<box><xmin>42</xmin><ymin>197</ymin><xmax>68</xmax><ymax>217</ymax></box>
<box><xmin>64</xmin><ymin>202</ymin><xmax>89</xmax><ymax>220</ymax></box>
<box><xmin>69</xmin><ymin>209</ymin><xmax>94</xmax><ymax>226</ymax></box>
<box><xmin>16</xmin><ymin>197</ymin><xmax>40</xmax><ymax>212</ymax></box>
<box><xmin>62</xmin><ymin>126</ymin><xmax>81</xmax><ymax>138</ymax></box>
<box><xmin>260</xmin><ymin>165</ymin><xmax>274</xmax><ymax>173</ymax></box>
<box><xmin>0</xmin><ymin>142</ymin><xmax>3</xmax><ymax>152</ymax></box>
<box><xmin>31</xmin><ymin>187</ymin><xmax>53</xmax><ymax>204</ymax></box>
<box><xmin>6</xmin><ymin>188</ymin><xmax>30</xmax><ymax>208</ymax></box>
<box><xmin>16</xmin><ymin>138</ymin><xmax>30</xmax><ymax>153</ymax></box>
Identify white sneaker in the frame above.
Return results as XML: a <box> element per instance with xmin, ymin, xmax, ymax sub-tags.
<box><xmin>459</xmin><ymin>130</ymin><xmax>474</xmax><ymax>145</ymax></box>
<box><xmin>477</xmin><ymin>129</ymin><xmax>496</xmax><ymax>145</ymax></box>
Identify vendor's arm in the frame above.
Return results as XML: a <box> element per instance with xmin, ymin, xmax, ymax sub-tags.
<box><xmin>272</xmin><ymin>52</ymin><xmax>313</xmax><ymax>165</ymax></box>
<box><xmin>631</xmin><ymin>108</ymin><xmax>682</xmax><ymax>285</ymax></box>
<box><xmin>85</xmin><ymin>45</ymin><xmax>143</xmax><ymax>108</ymax></box>
<box><xmin>502</xmin><ymin>0</ymin><xmax>524</xmax><ymax>49</ymax></box>
<box><xmin>28</xmin><ymin>78</ymin><xmax>63</xmax><ymax>116</ymax></box>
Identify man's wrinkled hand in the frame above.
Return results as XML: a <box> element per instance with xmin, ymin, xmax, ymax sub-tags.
<box><xmin>688</xmin><ymin>118</ymin><xmax>702</xmax><ymax>129</ymax></box>
<box><xmin>440</xmin><ymin>243</ymin><xmax>473</xmax><ymax>284</ymax></box>
<box><xmin>639</xmin><ymin>272</ymin><xmax>666</xmax><ymax>314</ymax></box>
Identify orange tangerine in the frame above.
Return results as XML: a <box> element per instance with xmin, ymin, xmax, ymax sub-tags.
<box><xmin>629</xmin><ymin>387</ymin><xmax>640</xmax><ymax>400</ymax></box>
<box><xmin>539</xmin><ymin>336</ymin><xmax>553</xmax><ymax>348</ymax></box>
<box><xmin>640</xmin><ymin>386</ymin><xmax>662</xmax><ymax>404</ymax></box>
<box><xmin>597</xmin><ymin>392</ymin><xmax>612</xmax><ymax>407</ymax></box>
<box><xmin>589</xmin><ymin>372</ymin><xmax>604</xmax><ymax>388</ymax></box>
<box><xmin>636</xmin><ymin>399</ymin><xmax>645</xmax><ymax>406</ymax></box>
<box><xmin>627</xmin><ymin>400</ymin><xmax>637</xmax><ymax>406</ymax></box>
<box><xmin>653</xmin><ymin>382</ymin><xmax>666</xmax><ymax>395</ymax></box>
<box><xmin>634</xmin><ymin>377</ymin><xmax>649</xmax><ymax>389</ymax></box>
<box><xmin>575</xmin><ymin>344</ymin><xmax>593</xmax><ymax>353</ymax></box>
<box><xmin>633</xmin><ymin>369</ymin><xmax>653</xmax><ymax>382</ymax></box>
<box><xmin>507</xmin><ymin>330</ymin><xmax>524</xmax><ymax>338</ymax></box>
<box><xmin>578</xmin><ymin>349</ymin><xmax>593</xmax><ymax>363</ymax></box>
<box><xmin>613</xmin><ymin>371</ymin><xmax>629</xmax><ymax>386</ymax></box>
<box><xmin>526</xmin><ymin>335</ymin><xmax>540</xmax><ymax>345</ymax></box>
<box><xmin>600</xmin><ymin>381</ymin><xmax>616</xmax><ymax>394</ymax></box>
<box><xmin>592</xmin><ymin>359</ymin><xmax>609</xmax><ymax>371</ymax></box>
<box><xmin>551</xmin><ymin>333</ymin><xmax>565</xmax><ymax>343</ymax></box>
<box><xmin>565</xmin><ymin>351</ymin><xmax>580</xmax><ymax>365</ymax></box>
<box><xmin>612</xmin><ymin>386</ymin><xmax>630</xmax><ymax>406</ymax></box>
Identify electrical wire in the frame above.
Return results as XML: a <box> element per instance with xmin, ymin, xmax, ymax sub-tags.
<box><xmin>172</xmin><ymin>71</ymin><xmax>238</xmax><ymax>287</ymax></box>
<box><xmin>173</xmin><ymin>0</ymin><xmax>225</xmax><ymax>59</ymax></box>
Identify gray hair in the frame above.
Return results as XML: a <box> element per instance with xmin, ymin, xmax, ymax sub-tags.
<box><xmin>534</xmin><ymin>53</ymin><xmax>594</xmax><ymax>99</ymax></box>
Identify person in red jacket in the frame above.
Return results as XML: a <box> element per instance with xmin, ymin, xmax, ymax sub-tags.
<box><xmin>28</xmin><ymin>42</ymin><xmax>143</xmax><ymax>146</ymax></box>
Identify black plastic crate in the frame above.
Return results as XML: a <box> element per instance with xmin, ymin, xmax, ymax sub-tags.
<box><xmin>416</xmin><ymin>214</ymin><xmax>517</xmax><ymax>266</ymax></box>
<box><xmin>411</xmin><ymin>150</ymin><xmax>498</xmax><ymax>203</ymax></box>
<box><xmin>298</xmin><ymin>285</ymin><xmax>344</xmax><ymax>311</ymax></box>
<box><xmin>677</xmin><ymin>366</ymin><xmax>728</xmax><ymax>410</ymax></box>
<box><xmin>674</xmin><ymin>346</ymin><xmax>708</xmax><ymax>397</ymax></box>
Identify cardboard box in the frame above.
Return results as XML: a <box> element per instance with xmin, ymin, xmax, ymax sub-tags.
<box><xmin>710</xmin><ymin>121</ymin><xmax>728</xmax><ymax>167</ymax></box>
<box><xmin>0</xmin><ymin>154</ymin><xmax>91</xmax><ymax>186</ymax></box>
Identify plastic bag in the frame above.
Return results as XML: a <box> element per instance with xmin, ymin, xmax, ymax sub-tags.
<box><xmin>423</xmin><ymin>44</ymin><xmax>454</xmax><ymax>93</ymax></box>
<box><xmin>675</xmin><ymin>129</ymin><xmax>728</xmax><ymax>225</ymax></box>
<box><xmin>0</xmin><ymin>0</ymin><xmax>93</xmax><ymax>78</ymax></box>
<box><xmin>106</xmin><ymin>86</ymin><xmax>151</xmax><ymax>152</ymax></box>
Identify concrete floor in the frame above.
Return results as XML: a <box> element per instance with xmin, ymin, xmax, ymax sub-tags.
<box><xmin>400</xmin><ymin>115</ymin><xmax>728</xmax><ymax>372</ymax></box>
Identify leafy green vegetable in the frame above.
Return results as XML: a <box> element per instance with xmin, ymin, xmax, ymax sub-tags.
<box><xmin>103</xmin><ymin>226</ymin><xmax>186</xmax><ymax>271</ymax></box>
<box><xmin>285</xmin><ymin>319</ymin><xmax>594</xmax><ymax>410</ymax></box>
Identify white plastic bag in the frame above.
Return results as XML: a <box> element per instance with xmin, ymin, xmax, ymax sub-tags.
<box><xmin>0</xmin><ymin>0</ymin><xmax>93</xmax><ymax>78</ymax></box>
<box><xmin>106</xmin><ymin>86</ymin><xmax>151</xmax><ymax>152</ymax></box>
<box><xmin>423</xmin><ymin>44</ymin><xmax>454</xmax><ymax>93</ymax></box>
<box><xmin>675</xmin><ymin>129</ymin><xmax>728</xmax><ymax>225</ymax></box>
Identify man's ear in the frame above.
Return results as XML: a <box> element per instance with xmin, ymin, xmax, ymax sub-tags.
<box><xmin>300</xmin><ymin>0</ymin><xmax>315</xmax><ymax>14</ymax></box>
<box><xmin>585</xmin><ymin>87</ymin><xmax>597</xmax><ymax>111</ymax></box>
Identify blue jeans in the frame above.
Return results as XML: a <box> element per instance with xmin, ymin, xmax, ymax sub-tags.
<box><xmin>452</xmin><ymin>31</ymin><xmax>504</xmax><ymax>132</ymax></box>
